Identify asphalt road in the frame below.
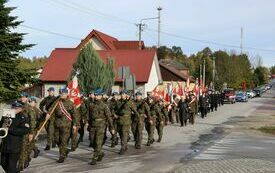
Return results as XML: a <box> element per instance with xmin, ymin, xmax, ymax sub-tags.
<box><xmin>1</xmin><ymin>87</ymin><xmax>274</xmax><ymax>173</ymax></box>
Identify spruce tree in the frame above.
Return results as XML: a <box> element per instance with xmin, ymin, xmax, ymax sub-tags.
<box><xmin>0</xmin><ymin>0</ymin><xmax>34</xmax><ymax>102</ymax></box>
<box><xmin>72</xmin><ymin>43</ymin><xmax>115</xmax><ymax>94</ymax></box>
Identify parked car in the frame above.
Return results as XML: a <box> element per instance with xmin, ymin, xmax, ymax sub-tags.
<box><xmin>236</xmin><ymin>92</ymin><xmax>248</xmax><ymax>102</ymax></box>
<box><xmin>253</xmin><ymin>87</ymin><xmax>264</xmax><ymax>97</ymax></box>
<box><xmin>223</xmin><ymin>88</ymin><xmax>236</xmax><ymax>104</ymax></box>
<box><xmin>246</xmin><ymin>89</ymin><xmax>256</xmax><ymax>98</ymax></box>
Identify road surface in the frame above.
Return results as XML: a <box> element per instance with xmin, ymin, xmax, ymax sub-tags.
<box><xmin>1</xmin><ymin>87</ymin><xmax>274</xmax><ymax>173</ymax></box>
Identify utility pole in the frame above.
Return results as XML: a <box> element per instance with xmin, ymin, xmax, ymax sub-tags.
<box><xmin>157</xmin><ymin>7</ymin><xmax>162</xmax><ymax>48</ymax></box>
<box><xmin>212</xmin><ymin>57</ymin><xmax>216</xmax><ymax>90</ymax></box>
<box><xmin>137</xmin><ymin>7</ymin><xmax>162</xmax><ymax>49</ymax></box>
<box><xmin>240</xmin><ymin>27</ymin><xmax>243</xmax><ymax>54</ymax></box>
<box><xmin>203</xmin><ymin>59</ymin><xmax>206</xmax><ymax>88</ymax></box>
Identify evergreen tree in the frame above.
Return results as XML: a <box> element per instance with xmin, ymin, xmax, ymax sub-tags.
<box><xmin>0</xmin><ymin>0</ymin><xmax>34</xmax><ymax>102</ymax></box>
<box><xmin>72</xmin><ymin>43</ymin><xmax>115</xmax><ymax>94</ymax></box>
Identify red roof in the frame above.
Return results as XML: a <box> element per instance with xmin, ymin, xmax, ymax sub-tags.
<box><xmin>113</xmin><ymin>41</ymin><xmax>144</xmax><ymax>50</ymax></box>
<box><xmin>76</xmin><ymin>30</ymin><xmax>118</xmax><ymax>50</ymax></box>
<box><xmin>40</xmin><ymin>48</ymin><xmax>79</xmax><ymax>82</ymax></box>
<box><xmin>40</xmin><ymin>49</ymin><xmax>156</xmax><ymax>83</ymax></box>
<box><xmin>98</xmin><ymin>49</ymin><xmax>156</xmax><ymax>82</ymax></box>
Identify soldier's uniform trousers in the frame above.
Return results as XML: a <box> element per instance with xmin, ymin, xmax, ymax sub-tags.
<box><xmin>89</xmin><ymin>119</ymin><xmax>106</xmax><ymax>160</ymax></box>
<box><xmin>54</xmin><ymin>118</ymin><xmax>71</xmax><ymax>158</ymax></box>
<box><xmin>18</xmin><ymin>135</ymin><xmax>29</xmax><ymax>168</ymax></box>
<box><xmin>145</xmin><ymin>116</ymin><xmax>156</xmax><ymax>143</ymax></box>
<box><xmin>131</xmin><ymin>115</ymin><xmax>145</xmax><ymax>147</ymax></box>
<box><xmin>117</xmin><ymin>115</ymin><xmax>131</xmax><ymax>151</ymax></box>
<box><xmin>111</xmin><ymin>119</ymin><xmax>118</xmax><ymax>145</ymax></box>
<box><xmin>156</xmin><ymin>120</ymin><xmax>164</xmax><ymax>141</ymax></box>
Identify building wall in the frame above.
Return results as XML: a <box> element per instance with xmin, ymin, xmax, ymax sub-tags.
<box><xmin>43</xmin><ymin>83</ymin><xmax>66</xmax><ymax>97</ymax></box>
<box><xmin>144</xmin><ymin>54</ymin><xmax>162</xmax><ymax>97</ymax></box>
<box><xmin>88</xmin><ymin>37</ymin><xmax>106</xmax><ymax>50</ymax></box>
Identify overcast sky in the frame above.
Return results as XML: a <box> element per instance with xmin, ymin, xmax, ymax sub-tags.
<box><xmin>7</xmin><ymin>0</ymin><xmax>275</xmax><ymax>67</ymax></box>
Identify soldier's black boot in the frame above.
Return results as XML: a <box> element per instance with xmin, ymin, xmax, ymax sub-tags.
<box><xmin>146</xmin><ymin>141</ymin><xmax>151</xmax><ymax>146</ymax></box>
<box><xmin>119</xmin><ymin>148</ymin><xmax>126</xmax><ymax>155</ymax></box>
<box><xmin>52</xmin><ymin>142</ymin><xmax>56</xmax><ymax>148</ymax></box>
<box><xmin>157</xmin><ymin>138</ymin><xmax>162</xmax><ymax>142</ymax></box>
<box><xmin>33</xmin><ymin>149</ymin><xmax>40</xmax><ymax>158</ymax></box>
<box><xmin>90</xmin><ymin>159</ymin><xmax>97</xmax><ymax>165</ymax></box>
<box><xmin>136</xmin><ymin>144</ymin><xmax>141</xmax><ymax>149</ymax></box>
<box><xmin>89</xmin><ymin>142</ymin><xmax>93</xmax><ymax>148</ymax></box>
<box><xmin>44</xmin><ymin>145</ymin><xmax>51</xmax><ymax>151</ymax></box>
<box><xmin>57</xmin><ymin>157</ymin><xmax>65</xmax><ymax>163</ymax></box>
<box><xmin>97</xmin><ymin>153</ymin><xmax>105</xmax><ymax>162</ymax></box>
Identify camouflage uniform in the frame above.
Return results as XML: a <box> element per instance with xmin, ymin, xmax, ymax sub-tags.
<box><xmin>117</xmin><ymin>98</ymin><xmax>139</xmax><ymax>154</ymax></box>
<box><xmin>88</xmin><ymin>99</ymin><xmax>114</xmax><ymax>164</ymax></box>
<box><xmin>27</xmin><ymin>106</ymin><xmax>41</xmax><ymax>157</ymax></box>
<box><xmin>39</xmin><ymin>95</ymin><xmax>57</xmax><ymax>148</ymax></box>
<box><xmin>108</xmin><ymin>98</ymin><xmax>119</xmax><ymax>147</ymax></box>
<box><xmin>156</xmin><ymin>102</ymin><xmax>168</xmax><ymax>142</ymax></box>
<box><xmin>146</xmin><ymin>101</ymin><xmax>160</xmax><ymax>146</ymax></box>
<box><xmin>133</xmin><ymin>99</ymin><xmax>150</xmax><ymax>149</ymax></box>
<box><xmin>18</xmin><ymin>102</ymin><xmax>33</xmax><ymax>170</ymax></box>
<box><xmin>51</xmin><ymin>98</ymin><xmax>76</xmax><ymax>160</ymax></box>
<box><xmin>78</xmin><ymin>99</ymin><xmax>88</xmax><ymax>143</ymax></box>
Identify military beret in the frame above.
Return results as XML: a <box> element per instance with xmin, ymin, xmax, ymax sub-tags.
<box><xmin>59</xmin><ymin>88</ymin><xmax>68</xmax><ymax>94</ymax></box>
<box><xmin>112</xmin><ymin>91</ymin><xmax>119</xmax><ymax>96</ymax></box>
<box><xmin>29</xmin><ymin>96</ymin><xmax>37</xmax><ymax>103</ymax></box>
<box><xmin>120</xmin><ymin>90</ymin><xmax>128</xmax><ymax>95</ymax></box>
<box><xmin>135</xmin><ymin>91</ymin><xmax>142</xmax><ymax>96</ymax></box>
<box><xmin>94</xmin><ymin>88</ymin><xmax>105</xmax><ymax>96</ymax></box>
<box><xmin>11</xmin><ymin>101</ymin><xmax>23</xmax><ymax>108</ymax></box>
<box><xmin>20</xmin><ymin>92</ymin><xmax>29</xmax><ymax>98</ymax></box>
<box><xmin>47</xmin><ymin>87</ymin><xmax>55</xmax><ymax>92</ymax></box>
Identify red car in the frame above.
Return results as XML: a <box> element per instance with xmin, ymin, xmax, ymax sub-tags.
<box><xmin>223</xmin><ymin>88</ymin><xmax>236</xmax><ymax>104</ymax></box>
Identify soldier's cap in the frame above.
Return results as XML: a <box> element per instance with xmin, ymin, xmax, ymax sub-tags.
<box><xmin>59</xmin><ymin>88</ymin><xmax>68</xmax><ymax>94</ymax></box>
<box><xmin>29</xmin><ymin>96</ymin><xmax>37</xmax><ymax>103</ymax></box>
<box><xmin>20</xmin><ymin>92</ymin><xmax>29</xmax><ymax>98</ymax></box>
<box><xmin>135</xmin><ymin>91</ymin><xmax>142</xmax><ymax>96</ymax></box>
<box><xmin>112</xmin><ymin>91</ymin><xmax>119</xmax><ymax>96</ymax></box>
<box><xmin>120</xmin><ymin>90</ymin><xmax>128</xmax><ymax>95</ymax></box>
<box><xmin>47</xmin><ymin>87</ymin><xmax>55</xmax><ymax>92</ymax></box>
<box><xmin>94</xmin><ymin>88</ymin><xmax>105</xmax><ymax>96</ymax></box>
<box><xmin>11</xmin><ymin>101</ymin><xmax>23</xmax><ymax>108</ymax></box>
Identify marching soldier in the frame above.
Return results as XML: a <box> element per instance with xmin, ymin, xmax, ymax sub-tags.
<box><xmin>87</xmin><ymin>90</ymin><xmax>95</xmax><ymax>147</ymax></box>
<box><xmin>117</xmin><ymin>90</ymin><xmax>139</xmax><ymax>154</ymax></box>
<box><xmin>157</xmin><ymin>99</ymin><xmax>168</xmax><ymax>142</ymax></box>
<box><xmin>108</xmin><ymin>92</ymin><xmax>120</xmax><ymax>148</ymax></box>
<box><xmin>18</xmin><ymin>92</ymin><xmax>33</xmax><ymax>171</ymax></box>
<box><xmin>188</xmin><ymin>93</ymin><xmax>197</xmax><ymax>125</ymax></box>
<box><xmin>133</xmin><ymin>92</ymin><xmax>151</xmax><ymax>149</ymax></box>
<box><xmin>146</xmin><ymin>96</ymin><xmax>159</xmax><ymax>146</ymax></box>
<box><xmin>39</xmin><ymin>87</ymin><xmax>57</xmax><ymax>151</ymax></box>
<box><xmin>45</xmin><ymin>88</ymin><xmax>77</xmax><ymax>163</ymax></box>
<box><xmin>88</xmin><ymin>89</ymin><xmax>114</xmax><ymax>165</ymax></box>
<box><xmin>199</xmin><ymin>92</ymin><xmax>208</xmax><ymax>118</ymax></box>
<box><xmin>78</xmin><ymin>96</ymin><xmax>88</xmax><ymax>143</ymax></box>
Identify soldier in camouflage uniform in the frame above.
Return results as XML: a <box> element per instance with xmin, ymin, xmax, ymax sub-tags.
<box><xmin>188</xmin><ymin>93</ymin><xmax>197</xmax><ymax>125</ymax></box>
<box><xmin>146</xmin><ymin>96</ymin><xmax>159</xmax><ymax>146</ymax></box>
<box><xmin>87</xmin><ymin>91</ymin><xmax>95</xmax><ymax>147</ymax></box>
<box><xmin>26</xmin><ymin>97</ymin><xmax>41</xmax><ymax>159</ymax></box>
<box><xmin>39</xmin><ymin>87</ymin><xmax>57</xmax><ymax>151</ymax></box>
<box><xmin>117</xmin><ymin>90</ymin><xmax>139</xmax><ymax>154</ymax></box>
<box><xmin>18</xmin><ymin>93</ymin><xmax>32</xmax><ymax>171</ymax></box>
<box><xmin>70</xmin><ymin>106</ymin><xmax>81</xmax><ymax>152</ymax></box>
<box><xmin>88</xmin><ymin>89</ymin><xmax>114</xmax><ymax>165</ymax></box>
<box><xmin>133</xmin><ymin>92</ymin><xmax>151</xmax><ymax>149</ymax></box>
<box><xmin>108</xmin><ymin>92</ymin><xmax>120</xmax><ymax>148</ymax></box>
<box><xmin>157</xmin><ymin>99</ymin><xmax>168</xmax><ymax>142</ymax></box>
<box><xmin>45</xmin><ymin>88</ymin><xmax>77</xmax><ymax>163</ymax></box>
<box><xmin>78</xmin><ymin>96</ymin><xmax>88</xmax><ymax>143</ymax></box>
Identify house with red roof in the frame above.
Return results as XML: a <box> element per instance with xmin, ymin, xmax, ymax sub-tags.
<box><xmin>40</xmin><ymin>29</ymin><xmax>162</xmax><ymax>97</ymax></box>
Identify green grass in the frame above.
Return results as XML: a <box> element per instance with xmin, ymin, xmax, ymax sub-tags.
<box><xmin>258</xmin><ymin>126</ymin><xmax>275</xmax><ymax>135</ymax></box>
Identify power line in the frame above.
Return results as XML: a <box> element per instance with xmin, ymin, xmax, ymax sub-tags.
<box><xmin>20</xmin><ymin>24</ymin><xmax>81</xmax><ymax>40</ymax></box>
<box><xmin>34</xmin><ymin>0</ymin><xmax>275</xmax><ymax>53</ymax></box>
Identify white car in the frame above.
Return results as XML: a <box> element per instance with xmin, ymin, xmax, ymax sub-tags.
<box><xmin>246</xmin><ymin>90</ymin><xmax>256</xmax><ymax>98</ymax></box>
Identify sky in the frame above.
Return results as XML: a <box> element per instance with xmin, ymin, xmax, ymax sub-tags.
<box><xmin>7</xmin><ymin>0</ymin><xmax>275</xmax><ymax>67</ymax></box>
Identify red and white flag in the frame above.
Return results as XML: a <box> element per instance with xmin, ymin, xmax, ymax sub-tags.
<box><xmin>67</xmin><ymin>75</ymin><xmax>81</xmax><ymax>108</ymax></box>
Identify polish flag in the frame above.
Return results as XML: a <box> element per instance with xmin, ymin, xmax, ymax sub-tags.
<box><xmin>67</xmin><ymin>75</ymin><xmax>81</xmax><ymax>108</ymax></box>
